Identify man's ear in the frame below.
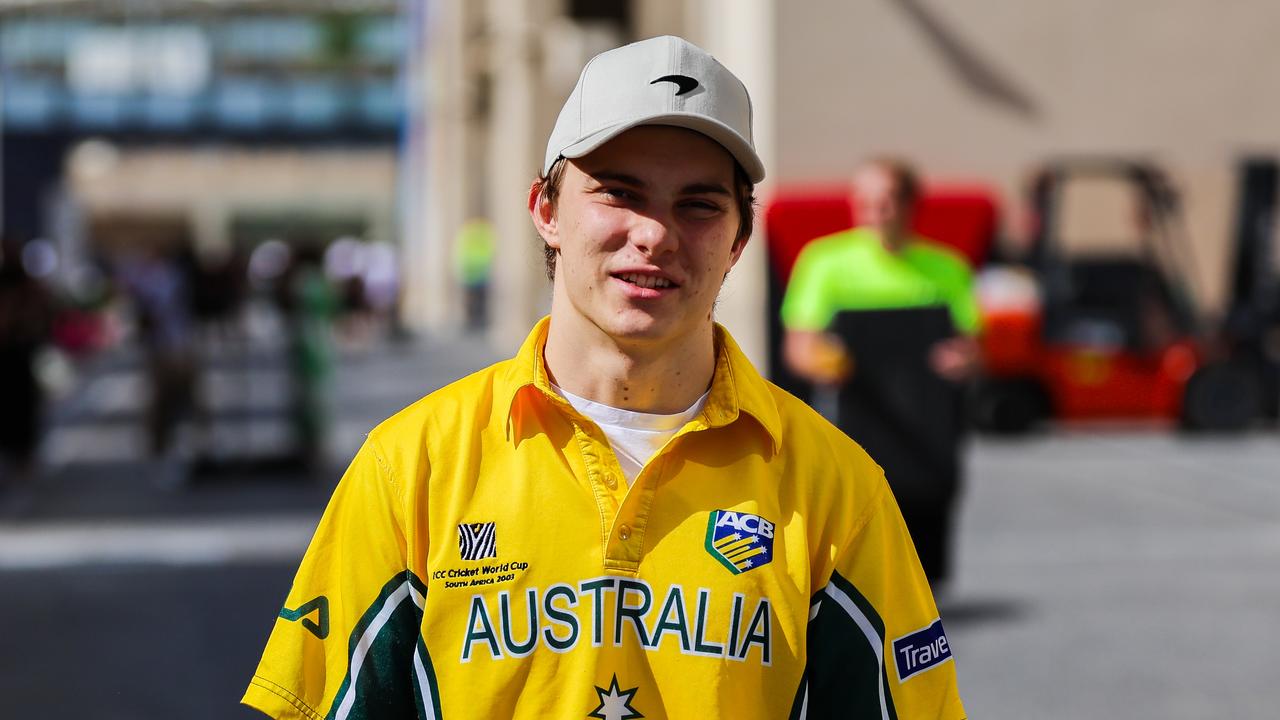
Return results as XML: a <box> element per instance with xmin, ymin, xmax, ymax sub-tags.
<box><xmin>727</xmin><ymin>231</ymin><xmax>751</xmax><ymax>269</ymax></box>
<box><xmin>528</xmin><ymin>180</ymin><xmax>559</xmax><ymax>249</ymax></box>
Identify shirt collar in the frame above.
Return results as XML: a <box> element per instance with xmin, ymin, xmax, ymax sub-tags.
<box><xmin>501</xmin><ymin>316</ymin><xmax>782</xmax><ymax>452</ymax></box>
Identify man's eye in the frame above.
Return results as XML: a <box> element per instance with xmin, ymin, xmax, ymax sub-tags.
<box><xmin>601</xmin><ymin>188</ymin><xmax>633</xmax><ymax>200</ymax></box>
<box><xmin>683</xmin><ymin>200</ymin><xmax>724</xmax><ymax>215</ymax></box>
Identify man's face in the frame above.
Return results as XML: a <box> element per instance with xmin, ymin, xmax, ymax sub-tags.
<box><xmin>853</xmin><ymin>164</ymin><xmax>908</xmax><ymax>234</ymax></box>
<box><xmin>532</xmin><ymin>125</ymin><xmax>746</xmax><ymax>348</ymax></box>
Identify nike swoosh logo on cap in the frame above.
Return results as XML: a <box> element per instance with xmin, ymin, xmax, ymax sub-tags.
<box><xmin>650</xmin><ymin>74</ymin><xmax>699</xmax><ymax>96</ymax></box>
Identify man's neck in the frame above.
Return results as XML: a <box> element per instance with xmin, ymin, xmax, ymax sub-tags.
<box><xmin>542</xmin><ymin>312</ymin><xmax>717</xmax><ymax>415</ymax></box>
<box><xmin>873</xmin><ymin>224</ymin><xmax>911</xmax><ymax>253</ymax></box>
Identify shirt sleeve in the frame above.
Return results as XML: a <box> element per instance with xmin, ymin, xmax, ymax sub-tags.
<box><xmin>939</xmin><ymin>259</ymin><xmax>982</xmax><ymax>337</ymax></box>
<box><xmin>799</xmin><ymin>481</ymin><xmax>966</xmax><ymax>720</ymax></box>
<box><xmin>242</xmin><ymin>438</ymin><xmax>433</xmax><ymax>720</ymax></box>
<box><xmin>780</xmin><ymin>241</ymin><xmax>838</xmax><ymax>331</ymax></box>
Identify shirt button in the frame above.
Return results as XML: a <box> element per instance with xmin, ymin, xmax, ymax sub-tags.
<box><xmin>604</xmin><ymin>474</ymin><xmax>617</xmax><ymax>489</ymax></box>
<box><xmin>619</xmin><ymin>524</ymin><xmax>632</xmax><ymax>541</ymax></box>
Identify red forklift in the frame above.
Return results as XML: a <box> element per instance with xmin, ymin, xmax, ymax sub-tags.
<box><xmin>974</xmin><ymin>157</ymin><xmax>1277</xmax><ymax>433</ymax></box>
<box><xmin>973</xmin><ymin>159</ymin><xmax>1203</xmax><ymax>431</ymax></box>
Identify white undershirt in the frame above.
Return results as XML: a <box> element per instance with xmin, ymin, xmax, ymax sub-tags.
<box><xmin>552</xmin><ymin>384</ymin><xmax>710</xmax><ymax>486</ymax></box>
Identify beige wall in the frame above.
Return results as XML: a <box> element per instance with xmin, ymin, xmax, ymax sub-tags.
<box><xmin>775</xmin><ymin>0</ymin><xmax>1280</xmax><ymax>312</ymax></box>
<box><xmin>68</xmin><ymin>145</ymin><xmax>397</xmax><ymax>255</ymax></box>
<box><xmin>414</xmin><ymin>0</ymin><xmax>1276</xmax><ymax>346</ymax></box>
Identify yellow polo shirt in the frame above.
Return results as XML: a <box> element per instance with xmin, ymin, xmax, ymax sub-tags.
<box><xmin>243</xmin><ymin>318</ymin><xmax>966</xmax><ymax>720</ymax></box>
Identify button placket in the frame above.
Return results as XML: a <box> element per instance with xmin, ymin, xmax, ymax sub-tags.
<box><xmin>570</xmin><ymin>422</ymin><xmax>621</xmax><ymax>566</ymax></box>
<box><xmin>571</xmin><ymin>413</ymin><xmax>630</xmax><ymax>503</ymax></box>
<box><xmin>604</xmin><ymin>451</ymin><xmax>668</xmax><ymax>570</ymax></box>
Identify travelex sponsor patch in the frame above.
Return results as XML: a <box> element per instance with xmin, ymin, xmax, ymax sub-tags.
<box><xmin>705</xmin><ymin>510</ymin><xmax>775</xmax><ymax>574</ymax></box>
<box><xmin>892</xmin><ymin>618</ymin><xmax>952</xmax><ymax>682</ymax></box>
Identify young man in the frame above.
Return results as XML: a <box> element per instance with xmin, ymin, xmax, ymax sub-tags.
<box><xmin>244</xmin><ymin>36</ymin><xmax>965</xmax><ymax>720</ymax></box>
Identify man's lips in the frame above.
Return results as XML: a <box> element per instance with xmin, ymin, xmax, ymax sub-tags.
<box><xmin>610</xmin><ymin>270</ymin><xmax>680</xmax><ymax>294</ymax></box>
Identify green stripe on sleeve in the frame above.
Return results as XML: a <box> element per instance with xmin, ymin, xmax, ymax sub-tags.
<box><xmin>324</xmin><ymin>571</ymin><xmax>439</xmax><ymax>720</ymax></box>
<box><xmin>800</xmin><ymin>572</ymin><xmax>898</xmax><ymax>720</ymax></box>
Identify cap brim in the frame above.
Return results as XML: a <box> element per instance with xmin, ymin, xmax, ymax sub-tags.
<box><xmin>556</xmin><ymin>112</ymin><xmax>766</xmax><ymax>184</ymax></box>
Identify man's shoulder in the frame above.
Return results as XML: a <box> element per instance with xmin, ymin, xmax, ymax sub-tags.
<box><xmin>906</xmin><ymin>236</ymin><xmax>973</xmax><ymax>275</ymax></box>
<box><xmin>367</xmin><ymin>356</ymin><xmax>519</xmax><ymax>449</ymax></box>
<box><xmin>763</xmin><ymin>379</ymin><xmax>884</xmax><ymax>480</ymax></box>
<box><xmin>799</xmin><ymin>227</ymin><xmax>871</xmax><ymax>259</ymax></box>
<box><xmin>759</xmin><ymin>382</ymin><xmax>893</xmax><ymax>543</ymax></box>
<box><xmin>785</xmin><ymin>230</ymin><xmax>871</xmax><ymax>298</ymax></box>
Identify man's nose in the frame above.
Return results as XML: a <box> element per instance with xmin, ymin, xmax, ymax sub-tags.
<box><xmin>630</xmin><ymin>213</ymin><xmax>679</xmax><ymax>256</ymax></box>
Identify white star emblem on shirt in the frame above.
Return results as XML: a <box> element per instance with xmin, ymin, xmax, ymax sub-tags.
<box><xmin>588</xmin><ymin>674</ymin><xmax>643</xmax><ymax>720</ymax></box>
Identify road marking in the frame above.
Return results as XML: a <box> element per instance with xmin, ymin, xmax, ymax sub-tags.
<box><xmin>0</xmin><ymin>516</ymin><xmax>317</xmax><ymax>569</ymax></box>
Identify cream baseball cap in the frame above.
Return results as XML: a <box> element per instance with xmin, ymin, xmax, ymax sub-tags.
<box><xmin>543</xmin><ymin>35</ymin><xmax>765</xmax><ymax>183</ymax></box>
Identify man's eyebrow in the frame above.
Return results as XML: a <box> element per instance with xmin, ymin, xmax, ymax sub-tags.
<box><xmin>681</xmin><ymin>182</ymin><xmax>732</xmax><ymax>196</ymax></box>
<box><xmin>590</xmin><ymin>171</ymin><xmax>646</xmax><ymax>188</ymax></box>
<box><xmin>588</xmin><ymin>172</ymin><xmax>731</xmax><ymax>196</ymax></box>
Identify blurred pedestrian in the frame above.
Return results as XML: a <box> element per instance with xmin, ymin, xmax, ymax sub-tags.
<box><xmin>244</xmin><ymin>37</ymin><xmax>964</xmax><ymax>720</ymax></box>
<box><xmin>283</xmin><ymin>244</ymin><xmax>339</xmax><ymax>470</ymax></box>
<box><xmin>455</xmin><ymin>217</ymin><xmax>495</xmax><ymax>330</ymax></box>
<box><xmin>189</xmin><ymin>245</ymin><xmax>249</xmax><ymax>349</ymax></box>
<box><xmin>118</xmin><ymin>239</ymin><xmax>198</xmax><ymax>487</ymax></box>
<box><xmin>0</xmin><ymin>235</ymin><xmax>54</xmax><ymax>509</ymax></box>
<box><xmin>781</xmin><ymin>157</ymin><xmax>981</xmax><ymax>582</ymax></box>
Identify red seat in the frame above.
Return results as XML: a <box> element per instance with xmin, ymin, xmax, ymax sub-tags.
<box><xmin>764</xmin><ymin>185</ymin><xmax>1002</xmax><ymax>284</ymax></box>
<box><xmin>913</xmin><ymin>188</ymin><xmax>1000</xmax><ymax>268</ymax></box>
<box><xmin>764</xmin><ymin>186</ymin><xmax>854</xmax><ymax>284</ymax></box>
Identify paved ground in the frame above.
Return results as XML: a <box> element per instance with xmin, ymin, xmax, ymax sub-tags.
<box><xmin>2</xmin><ymin>326</ymin><xmax>1278</xmax><ymax>718</ymax></box>
<box><xmin>948</xmin><ymin>432</ymin><xmax>1280</xmax><ymax>719</ymax></box>
<box><xmin>0</xmin><ymin>562</ymin><xmax>293</xmax><ymax>720</ymax></box>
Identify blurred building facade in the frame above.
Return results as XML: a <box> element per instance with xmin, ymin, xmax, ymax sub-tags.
<box><xmin>1</xmin><ymin>0</ymin><xmax>403</xmax><ymax>290</ymax></box>
<box><xmin>771</xmin><ymin>0</ymin><xmax>1280</xmax><ymax>316</ymax></box>
<box><xmin>411</xmin><ymin>0</ymin><xmax>1280</xmax><ymax>365</ymax></box>
<box><xmin>5</xmin><ymin>1</ymin><xmax>1277</xmax><ymax>362</ymax></box>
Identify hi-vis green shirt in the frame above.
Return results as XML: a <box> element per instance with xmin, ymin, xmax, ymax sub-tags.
<box><xmin>781</xmin><ymin>227</ymin><xmax>981</xmax><ymax>336</ymax></box>
<box><xmin>244</xmin><ymin>318</ymin><xmax>966</xmax><ymax>720</ymax></box>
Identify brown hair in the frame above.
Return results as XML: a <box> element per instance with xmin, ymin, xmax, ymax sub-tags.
<box><xmin>533</xmin><ymin>157</ymin><xmax>758</xmax><ymax>280</ymax></box>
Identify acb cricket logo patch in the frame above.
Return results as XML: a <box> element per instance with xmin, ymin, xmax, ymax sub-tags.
<box><xmin>705</xmin><ymin>510</ymin><xmax>775</xmax><ymax>574</ymax></box>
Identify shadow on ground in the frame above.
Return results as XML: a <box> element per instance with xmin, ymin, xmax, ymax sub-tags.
<box><xmin>939</xmin><ymin>595</ymin><xmax>1032</xmax><ymax>628</ymax></box>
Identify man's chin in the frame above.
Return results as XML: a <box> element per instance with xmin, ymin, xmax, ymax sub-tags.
<box><xmin>595</xmin><ymin>312</ymin><xmax>684</xmax><ymax>345</ymax></box>
<box><xmin>602</xmin><ymin>320</ymin><xmax>668</xmax><ymax>343</ymax></box>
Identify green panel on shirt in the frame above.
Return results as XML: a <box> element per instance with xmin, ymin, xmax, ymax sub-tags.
<box><xmin>780</xmin><ymin>227</ymin><xmax>981</xmax><ymax>335</ymax></box>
